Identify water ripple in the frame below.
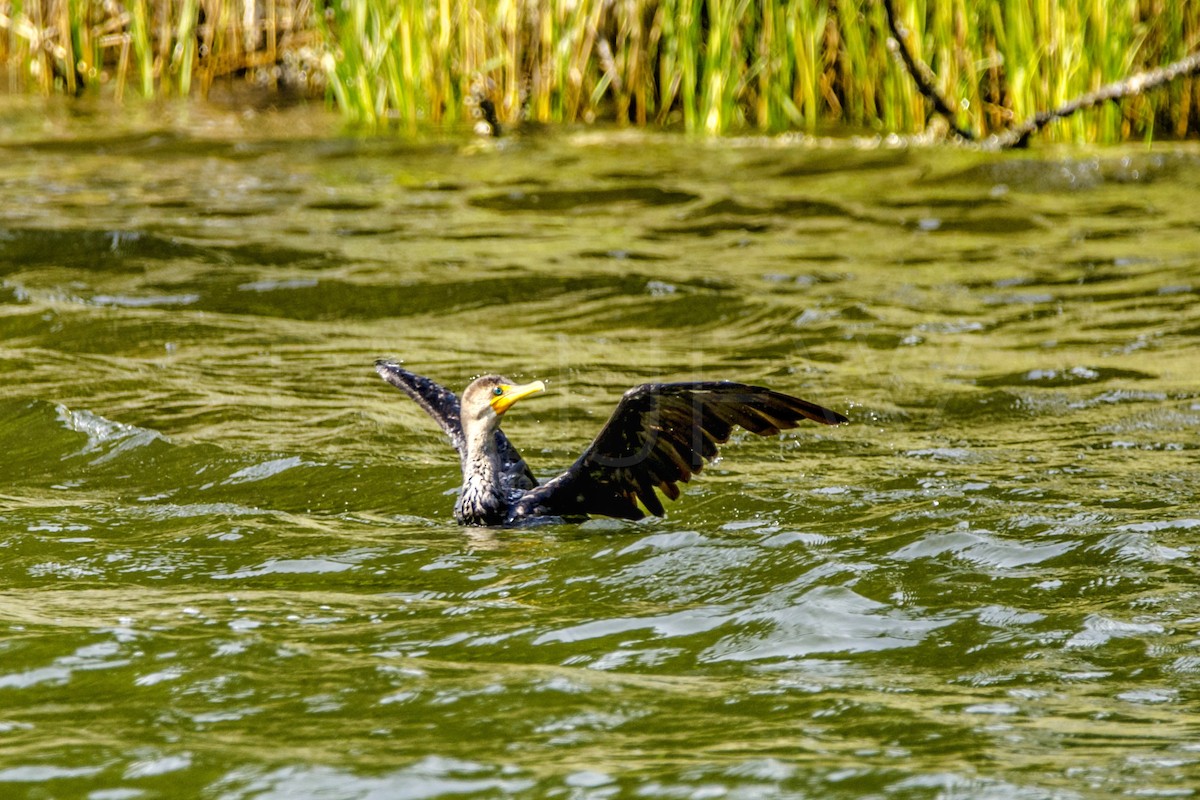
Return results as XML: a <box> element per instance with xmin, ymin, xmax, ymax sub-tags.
<box><xmin>2</xmin><ymin>130</ymin><xmax>1199</xmax><ymax>799</ymax></box>
<box><xmin>703</xmin><ymin>586</ymin><xmax>952</xmax><ymax>662</ymax></box>
<box><xmin>214</xmin><ymin>760</ymin><xmax>535</xmax><ymax>799</ymax></box>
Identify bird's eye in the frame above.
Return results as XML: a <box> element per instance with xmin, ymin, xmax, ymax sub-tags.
<box><xmin>492</xmin><ymin>386</ymin><xmax>504</xmax><ymax>397</ymax></box>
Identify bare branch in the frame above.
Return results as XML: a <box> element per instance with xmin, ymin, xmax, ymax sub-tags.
<box><xmin>881</xmin><ymin>0</ymin><xmax>1200</xmax><ymax>147</ymax></box>
<box><xmin>991</xmin><ymin>50</ymin><xmax>1200</xmax><ymax>148</ymax></box>
<box><xmin>880</xmin><ymin>0</ymin><xmax>975</xmax><ymax>141</ymax></box>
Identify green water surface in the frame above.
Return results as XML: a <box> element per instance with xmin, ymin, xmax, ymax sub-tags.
<box><xmin>1</xmin><ymin>102</ymin><xmax>1199</xmax><ymax>799</ymax></box>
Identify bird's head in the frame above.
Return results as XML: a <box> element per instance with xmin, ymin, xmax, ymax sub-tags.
<box><xmin>461</xmin><ymin>374</ymin><xmax>546</xmax><ymax>430</ymax></box>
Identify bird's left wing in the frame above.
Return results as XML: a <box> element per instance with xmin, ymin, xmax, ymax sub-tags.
<box><xmin>375</xmin><ymin>361</ymin><xmax>537</xmax><ymax>487</ymax></box>
<box><xmin>515</xmin><ymin>382</ymin><xmax>846</xmax><ymax>520</ymax></box>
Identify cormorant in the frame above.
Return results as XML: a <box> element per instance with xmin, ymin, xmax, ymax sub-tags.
<box><xmin>375</xmin><ymin>361</ymin><xmax>847</xmax><ymax>526</ymax></box>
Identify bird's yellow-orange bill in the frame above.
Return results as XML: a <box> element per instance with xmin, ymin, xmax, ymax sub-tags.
<box><xmin>491</xmin><ymin>380</ymin><xmax>546</xmax><ymax>414</ymax></box>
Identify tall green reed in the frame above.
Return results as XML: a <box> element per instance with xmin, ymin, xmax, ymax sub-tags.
<box><xmin>0</xmin><ymin>0</ymin><xmax>1195</xmax><ymax>142</ymax></box>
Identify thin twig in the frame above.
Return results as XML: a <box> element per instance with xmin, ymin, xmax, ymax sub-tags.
<box><xmin>992</xmin><ymin>50</ymin><xmax>1200</xmax><ymax>148</ymax></box>
<box><xmin>880</xmin><ymin>0</ymin><xmax>975</xmax><ymax>141</ymax></box>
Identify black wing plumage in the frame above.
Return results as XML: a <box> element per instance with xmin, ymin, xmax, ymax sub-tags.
<box><xmin>375</xmin><ymin>361</ymin><xmax>465</xmax><ymax>450</ymax></box>
<box><xmin>374</xmin><ymin>361</ymin><xmax>536</xmax><ymax>485</ymax></box>
<box><xmin>516</xmin><ymin>382</ymin><xmax>847</xmax><ymax>521</ymax></box>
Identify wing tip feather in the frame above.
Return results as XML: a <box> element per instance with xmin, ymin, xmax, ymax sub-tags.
<box><xmin>532</xmin><ymin>379</ymin><xmax>847</xmax><ymax>522</ymax></box>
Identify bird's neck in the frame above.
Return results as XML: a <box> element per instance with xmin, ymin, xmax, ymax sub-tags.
<box><xmin>456</xmin><ymin>427</ymin><xmax>506</xmax><ymax>525</ymax></box>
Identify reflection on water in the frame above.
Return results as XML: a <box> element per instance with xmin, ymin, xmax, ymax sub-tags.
<box><xmin>1</xmin><ymin>108</ymin><xmax>1199</xmax><ymax>798</ymax></box>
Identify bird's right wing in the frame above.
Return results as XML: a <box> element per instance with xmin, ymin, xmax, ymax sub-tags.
<box><xmin>376</xmin><ymin>361</ymin><xmax>466</xmax><ymax>452</ymax></box>
<box><xmin>374</xmin><ymin>361</ymin><xmax>537</xmax><ymax>488</ymax></box>
<box><xmin>515</xmin><ymin>382</ymin><xmax>846</xmax><ymax>520</ymax></box>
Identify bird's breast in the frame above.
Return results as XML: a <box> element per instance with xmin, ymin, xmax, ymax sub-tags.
<box><xmin>455</xmin><ymin>482</ymin><xmax>507</xmax><ymax>526</ymax></box>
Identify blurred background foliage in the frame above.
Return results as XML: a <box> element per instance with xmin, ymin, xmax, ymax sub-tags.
<box><xmin>1</xmin><ymin>0</ymin><xmax>1198</xmax><ymax>141</ymax></box>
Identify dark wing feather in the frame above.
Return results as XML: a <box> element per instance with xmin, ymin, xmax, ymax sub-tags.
<box><xmin>517</xmin><ymin>382</ymin><xmax>847</xmax><ymax>520</ymax></box>
<box><xmin>375</xmin><ymin>361</ymin><xmax>465</xmax><ymax>451</ymax></box>
<box><xmin>374</xmin><ymin>360</ymin><xmax>536</xmax><ymax>487</ymax></box>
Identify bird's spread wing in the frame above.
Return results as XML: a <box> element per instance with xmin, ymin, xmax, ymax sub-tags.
<box><xmin>376</xmin><ymin>361</ymin><xmax>466</xmax><ymax>451</ymax></box>
<box><xmin>518</xmin><ymin>382</ymin><xmax>847</xmax><ymax>520</ymax></box>
<box><xmin>375</xmin><ymin>361</ymin><xmax>536</xmax><ymax>486</ymax></box>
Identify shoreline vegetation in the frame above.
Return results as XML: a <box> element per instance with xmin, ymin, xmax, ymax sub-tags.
<box><xmin>1</xmin><ymin>0</ymin><xmax>1198</xmax><ymax>143</ymax></box>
